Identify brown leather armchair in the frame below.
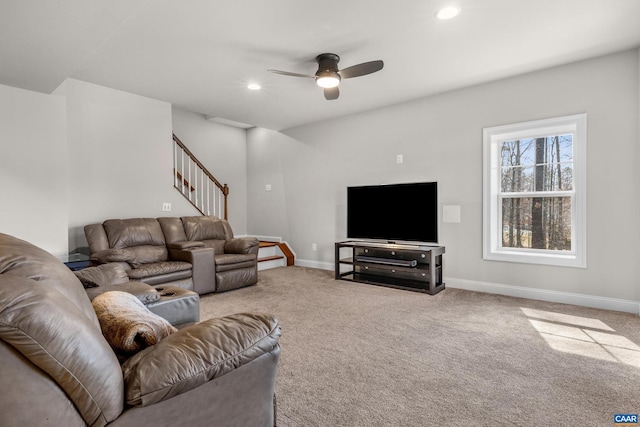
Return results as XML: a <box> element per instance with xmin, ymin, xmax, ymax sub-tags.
<box><xmin>0</xmin><ymin>233</ymin><xmax>281</xmax><ymax>427</ymax></box>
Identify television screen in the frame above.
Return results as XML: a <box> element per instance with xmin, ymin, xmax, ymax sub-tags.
<box><xmin>347</xmin><ymin>182</ymin><xmax>438</xmax><ymax>244</ymax></box>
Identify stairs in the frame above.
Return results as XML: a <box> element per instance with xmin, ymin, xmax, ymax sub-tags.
<box><xmin>171</xmin><ymin>133</ymin><xmax>294</xmax><ymax>271</ymax></box>
<box><xmin>173</xmin><ymin>133</ymin><xmax>229</xmax><ymax>219</ymax></box>
<box><xmin>258</xmin><ymin>241</ymin><xmax>294</xmax><ymax>271</ymax></box>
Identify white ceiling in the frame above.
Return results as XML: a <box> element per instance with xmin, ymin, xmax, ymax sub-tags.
<box><xmin>2</xmin><ymin>0</ymin><xmax>640</xmax><ymax>130</ymax></box>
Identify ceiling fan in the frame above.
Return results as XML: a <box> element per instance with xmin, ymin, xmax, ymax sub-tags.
<box><xmin>268</xmin><ymin>53</ymin><xmax>384</xmax><ymax>100</ymax></box>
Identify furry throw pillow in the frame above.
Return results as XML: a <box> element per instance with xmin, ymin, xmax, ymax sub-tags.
<box><xmin>92</xmin><ymin>291</ymin><xmax>177</xmax><ymax>359</ymax></box>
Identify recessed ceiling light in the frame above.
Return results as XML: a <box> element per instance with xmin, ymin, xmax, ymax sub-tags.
<box><xmin>435</xmin><ymin>6</ymin><xmax>460</xmax><ymax>20</ymax></box>
<box><xmin>247</xmin><ymin>83</ymin><xmax>261</xmax><ymax>90</ymax></box>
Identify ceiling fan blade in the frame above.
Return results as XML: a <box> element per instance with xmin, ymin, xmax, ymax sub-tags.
<box><xmin>338</xmin><ymin>60</ymin><xmax>384</xmax><ymax>79</ymax></box>
<box><xmin>267</xmin><ymin>69</ymin><xmax>316</xmax><ymax>79</ymax></box>
<box><xmin>324</xmin><ymin>86</ymin><xmax>339</xmax><ymax>100</ymax></box>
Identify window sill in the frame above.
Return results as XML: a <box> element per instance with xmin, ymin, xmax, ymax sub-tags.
<box><xmin>483</xmin><ymin>249</ymin><xmax>586</xmax><ymax>268</ymax></box>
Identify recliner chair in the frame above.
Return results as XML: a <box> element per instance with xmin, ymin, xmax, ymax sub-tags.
<box><xmin>159</xmin><ymin>216</ymin><xmax>259</xmax><ymax>292</ymax></box>
<box><xmin>0</xmin><ymin>232</ymin><xmax>281</xmax><ymax>427</ymax></box>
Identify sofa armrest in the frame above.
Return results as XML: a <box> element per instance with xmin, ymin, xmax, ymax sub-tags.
<box><xmin>224</xmin><ymin>237</ymin><xmax>259</xmax><ymax>256</ymax></box>
<box><xmin>168</xmin><ymin>247</ymin><xmax>216</xmax><ymax>294</ymax></box>
<box><xmin>92</xmin><ymin>248</ymin><xmax>132</xmax><ymax>264</ymax></box>
<box><xmin>121</xmin><ymin>313</ymin><xmax>281</xmax><ymax>407</ymax></box>
<box><xmin>74</xmin><ymin>263</ymin><xmax>130</xmax><ymax>286</ymax></box>
<box><xmin>167</xmin><ymin>241</ymin><xmax>205</xmax><ymax>250</ymax></box>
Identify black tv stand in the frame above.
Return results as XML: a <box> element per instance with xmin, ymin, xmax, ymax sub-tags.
<box><xmin>335</xmin><ymin>240</ymin><xmax>445</xmax><ymax>295</ymax></box>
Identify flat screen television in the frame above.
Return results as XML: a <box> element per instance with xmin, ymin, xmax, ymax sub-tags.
<box><xmin>347</xmin><ymin>181</ymin><xmax>438</xmax><ymax>244</ymax></box>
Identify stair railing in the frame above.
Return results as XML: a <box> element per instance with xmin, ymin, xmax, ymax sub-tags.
<box><xmin>172</xmin><ymin>133</ymin><xmax>228</xmax><ymax>219</ymax></box>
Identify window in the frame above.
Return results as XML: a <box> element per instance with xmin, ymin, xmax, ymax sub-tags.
<box><xmin>483</xmin><ymin>114</ymin><xmax>586</xmax><ymax>268</ymax></box>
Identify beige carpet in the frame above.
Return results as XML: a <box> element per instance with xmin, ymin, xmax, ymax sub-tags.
<box><xmin>200</xmin><ymin>267</ymin><xmax>640</xmax><ymax>427</ymax></box>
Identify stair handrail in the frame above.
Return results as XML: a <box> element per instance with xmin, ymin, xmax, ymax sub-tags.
<box><xmin>172</xmin><ymin>133</ymin><xmax>229</xmax><ymax>219</ymax></box>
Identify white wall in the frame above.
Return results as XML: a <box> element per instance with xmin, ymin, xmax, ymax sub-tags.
<box><xmin>55</xmin><ymin>79</ymin><xmax>198</xmax><ymax>251</ymax></box>
<box><xmin>171</xmin><ymin>108</ymin><xmax>249</xmax><ymax>234</ymax></box>
<box><xmin>1</xmin><ymin>79</ymin><xmax>247</xmax><ymax>256</ymax></box>
<box><xmin>0</xmin><ymin>84</ymin><xmax>68</xmax><ymax>256</ymax></box>
<box><xmin>247</xmin><ymin>49</ymin><xmax>640</xmax><ymax>306</ymax></box>
<box><xmin>246</xmin><ymin>127</ymin><xmax>296</xmax><ymax>240</ymax></box>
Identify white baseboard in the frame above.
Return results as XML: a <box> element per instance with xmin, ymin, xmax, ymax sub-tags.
<box><xmin>295</xmin><ymin>259</ymin><xmax>334</xmax><ymax>271</ymax></box>
<box><xmin>445</xmin><ymin>277</ymin><xmax>640</xmax><ymax>315</ymax></box>
<box><xmin>251</xmin><ymin>235</ymin><xmax>282</xmax><ymax>243</ymax></box>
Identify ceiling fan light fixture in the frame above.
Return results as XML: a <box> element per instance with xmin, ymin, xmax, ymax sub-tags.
<box><xmin>267</xmin><ymin>52</ymin><xmax>382</xmax><ymax>100</ymax></box>
<box><xmin>316</xmin><ymin>71</ymin><xmax>341</xmax><ymax>88</ymax></box>
<box><xmin>435</xmin><ymin>6</ymin><xmax>460</xmax><ymax>20</ymax></box>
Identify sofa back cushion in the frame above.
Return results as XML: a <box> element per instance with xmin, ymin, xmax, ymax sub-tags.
<box><xmin>0</xmin><ymin>233</ymin><xmax>99</xmax><ymax>328</ymax></box>
<box><xmin>0</xmin><ymin>276</ymin><xmax>124</xmax><ymax>427</ymax></box>
<box><xmin>85</xmin><ymin>223</ymin><xmax>111</xmax><ymax>253</ymax></box>
<box><xmin>182</xmin><ymin>216</ymin><xmax>228</xmax><ymax>241</ymax></box>
<box><xmin>157</xmin><ymin>216</ymin><xmax>188</xmax><ymax>244</ymax></box>
<box><xmin>103</xmin><ymin>219</ymin><xmax>168</xmax><ymax>267</ymax></box>
<box><xmin>220</xmin><ymin>219</ymin><xmax>235</xmax><ymax>239</ymax></box>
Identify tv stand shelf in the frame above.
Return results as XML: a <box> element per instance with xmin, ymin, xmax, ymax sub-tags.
<box><xmin>335</xmin><ymin>240</ymin><xmax>445</xmax><ymax>295</ymax></box>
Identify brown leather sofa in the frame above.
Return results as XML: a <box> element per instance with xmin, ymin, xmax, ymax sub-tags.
<box><xmin>84</xmin><ymin>216</ymin><xmax>259</xmax><ymax>295</ymax></box>
<box><xmin>0</xmin><ymin>232</ymin><xmax>281</xmax><ymax>427</ymax></box>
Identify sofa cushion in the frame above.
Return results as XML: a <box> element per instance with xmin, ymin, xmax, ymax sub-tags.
<box><xmin>215</xmin><ymin>253</ymin><xmax>257</xmax><ymax>271</ymax></box>
<box><xmin>157</xmin><ymin>216</ymin><xmax>188</xmax><ymax>244</ymax></box>
<box><xmin>85</xmin><ymin>223</ymin><xmax>110</xmax><ymax>253</ymax></box>
<box><xmin>182</xmin><ymin>216</ymin><xmax>227</xmax><ymax>241</ymax></box>
<box><xmin>0</xmin><ymin>276</ymin><xmax>124</xmax><ymax>426</ymax></box>
<box><xmin>127</xmin><ymin>261</ymin><xmax>192</xmax><ymax>280</ymax></box>
<box><xmin>104</xmin><ymin>218</ymin><xmax>167</xmax><ymax>248</ymax></box>
<box><xmin>121</xmin><ymin>313</ymin><xmax>281</xmax><ymax>407</ymax></box>
<box><xmin>103</xmin><ymin>219</ymin><xmax>168</xmax><ymax>266</ymax></box>
<box><xmin>220</xmin><ymin>219</ymin><xmax>235</xmax><ymax>239</ymax></box>
<box><xmin>202</xmin><ymin>239</ymin><xmax>226</xmax><ymax>254</ymax></box>
<box><xmin>124</xmin><ymin>246</ymin><xmax>169</xmax><ymax>267</ymax></box>
<box><xmin>92</xmin><ymin>248</ymin><xmax>132</xmax><ymax>263</ymax></box>
<box><xmin>94</xmin><ymin>247</ymin><xmax>169</xmax><ymax>268</ymax></box>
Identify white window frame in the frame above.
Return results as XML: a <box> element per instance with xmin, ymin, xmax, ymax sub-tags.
<box><xmin>483</xmin><ymin>114</ymin><xmax>587</xmax><ymax>268</ymax></box>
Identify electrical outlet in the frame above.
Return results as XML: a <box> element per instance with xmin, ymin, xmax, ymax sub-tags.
<box><xmin>396</xmin><ymin>154</ymin><xmax>403</xmax><ymax>164</ymax></box>
<box><xmin>265</xmin><ymin>184</ymin><xmax>272</xmax><ymax>192</ymax></box>
<box><xmin>162</xmin><ymin>202</ymin><xmax>172</xmax><ymax>212</ymax></box>
<box><xmin>312</xmin><ymin>243</ymin><xmax>317</xmax><ymax>251</ymax></box>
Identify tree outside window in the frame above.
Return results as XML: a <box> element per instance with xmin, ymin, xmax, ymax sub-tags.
<box><xmin>483</xmin><ymin>114</ymin><xmax>586</xmax><ymax>268</ymax></box>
